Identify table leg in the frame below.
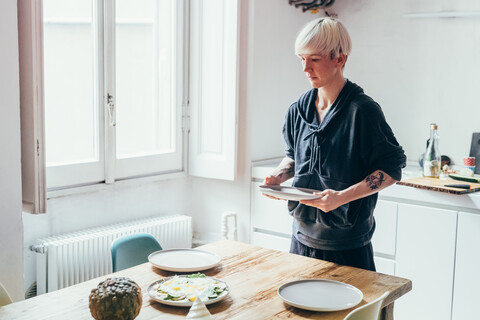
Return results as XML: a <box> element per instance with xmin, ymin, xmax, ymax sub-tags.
<box><xmin>379</xmin><ymin>303</ymin><xmax>394</xmax><ymax>320</ymax></box>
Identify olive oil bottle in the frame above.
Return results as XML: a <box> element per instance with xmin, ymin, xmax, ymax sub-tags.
<box><xmin>423</xmin><ymin>123</ymin><xmax>441</xmax><ymax>178</ymax></box>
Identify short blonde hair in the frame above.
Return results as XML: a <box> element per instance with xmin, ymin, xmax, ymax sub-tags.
<box><xmin>295</xmin><ymin>17</ymin><xmax>352</xmax><ymax>59</ymax></box>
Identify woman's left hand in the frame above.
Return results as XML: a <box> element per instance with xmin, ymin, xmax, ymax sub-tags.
<box><xmin>300</xmin><ymin>189</ymin><xmax>345</xmax><ymax>212</ymax></box>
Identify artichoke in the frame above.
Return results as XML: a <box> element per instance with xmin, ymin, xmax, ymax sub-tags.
<box><xmin>89</xmin><ymin>277</ymin><xmax>142</xmax><ymax>320</ymax></box>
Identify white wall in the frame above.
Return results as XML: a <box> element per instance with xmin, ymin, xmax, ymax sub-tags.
<box><xmin>245</xmin><ymin>1</ymin><xmax>311</xmax><ymax>160</ymax></box>
<box><xmin>0</xmin><ymin>0</ymin><xmax>24</xmax><ymax>301</ymax></box>
<box><xmin>187</xmin><ymin>0</ymin><xmax>310</xmax><ymax>246</ymax></box>
<box><xmin>6</xmin><ymin>0</ymin><xmax>480</xmax><ymax>300</ymax></box>
<box><xmin>335</xmin><ymin>0</ymin><xmax>480</xmax><ymax>165</ymax></box>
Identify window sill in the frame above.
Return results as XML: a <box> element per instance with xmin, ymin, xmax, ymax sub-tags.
<box><xmin>46</xmin><ymin>170</ymin><xmax>187</xmax><ymax>199</ymax></box>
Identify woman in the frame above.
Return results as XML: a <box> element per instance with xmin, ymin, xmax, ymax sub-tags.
<box><xmin>264</xmin><ymin>17</ymin><xmax>406</xmax><ymax>271</ymax></box>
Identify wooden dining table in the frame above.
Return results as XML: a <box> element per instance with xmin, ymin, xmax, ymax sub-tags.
<box><xmin>0</xmin><ymin>240</ymin><xmax>411</xmax><ymax>320</ymax></box>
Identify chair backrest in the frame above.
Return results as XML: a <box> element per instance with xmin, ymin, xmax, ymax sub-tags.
<box><xmin>111</xmin><ymin>233</ymin><xmax>162</xmax><ymax>272</ymax></box>
<box><xmin>0</xmin><ymin>281</ymin><xmax>13</xmax><ymax>307</ymax></box>
<box><xmin>344</xmin><ymin>291</ymin><xmax>390</xmax><ymax>320</ymax></box>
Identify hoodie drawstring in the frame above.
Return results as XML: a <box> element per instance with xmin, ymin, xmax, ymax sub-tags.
<box><xmin>304</xmin><ymin>127</ymin><xmax>323</xmax><ymax>174</ymax></box>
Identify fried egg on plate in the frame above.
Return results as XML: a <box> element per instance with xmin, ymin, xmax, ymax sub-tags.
<box><xmin>157</xmin><ymin>275</ymin><xmax>226</xmax><ymax>302</ymax></box>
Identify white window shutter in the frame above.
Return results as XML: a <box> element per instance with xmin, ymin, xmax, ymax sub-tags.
<box><xmin>189</xmin><ymin>0</ymin><xmax>239</xmax><ymax>181</ymax></box>
<box><xmin>18</xmin><ymin>0</ymin><xmax>46</xmax><ymax>213</ymax></box>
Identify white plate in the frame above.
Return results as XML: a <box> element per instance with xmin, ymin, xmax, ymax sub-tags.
<box><xmin>148</xmin><ymin>249</ymin><xmax>221</xmax><ymax>272</ymax></box>
<box><xmin>278</xmin><ymin>279</ymin><xmax>363</xmax><ymax>312</ymax></box>
<box><xmin>148</xmin><ymin>275</ymin><xmax>230</xmax><ymax>307</ymax></box>
<box><xmin>259</xmin><ymin>185</ymin><xmax>323</xmax><ymax>201</ymax></box>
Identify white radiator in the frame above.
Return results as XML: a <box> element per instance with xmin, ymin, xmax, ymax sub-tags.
<box><xmin>31</xmin><ymin>215</ymin><xmax>192</xmax><ymax>294</ymax></box>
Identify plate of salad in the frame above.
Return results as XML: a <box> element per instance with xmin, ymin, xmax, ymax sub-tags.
<box><xmin>147</xmin><ymin>273</ymin><xmax>230</xmax><ymax>307</ymax></box>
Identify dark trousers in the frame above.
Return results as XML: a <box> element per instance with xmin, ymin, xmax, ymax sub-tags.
<box><xmin>289</xmin><ymin>236</ymin><xmax>376</xmax><ymax>271</ymax></box>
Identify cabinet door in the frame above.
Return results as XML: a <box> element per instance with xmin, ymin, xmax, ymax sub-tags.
<box><xmin>452</xmin><ymin>212</ymin><xmax>480</xmax><ymax>320</ymax></box>
<box><xmin>395</xmin><ymin>203</ymin><xmax>457</xmax><ymax>320</ymax></box>
<box><xmin>372</xmin><ymin>200</ymin><xmax>397</xmax><ymax>256</ymax></box>
<box><xmin>374</xmin><ymin>256</ymin><xmax>395</xmax><ymax>276</ymax></box>
<box><xmin>251</xmin><ymin>181</ymin><xmax>292</xmax><ymax>235</ymax></box>
<box><xmin>251</xmin><ymin>231</ymin><xmax>291</xmax><ymax>253</ymax></box>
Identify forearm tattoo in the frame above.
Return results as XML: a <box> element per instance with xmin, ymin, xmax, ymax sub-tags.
<box><xmin>273</xmin><ymin>160</ymin><xmax>295</xmax><ymax>179</ymax></box>
<box><xmin>284</xmin><ymin>163</ymin><xmax>294</xmax><ymax>176</ymax></box>
<box><xmin>365</xmin><ymin>171</ymin><xmax>386</xmax><ymax>190</ymax></box>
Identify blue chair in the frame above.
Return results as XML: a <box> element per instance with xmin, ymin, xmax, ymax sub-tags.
<box><xmin>111</xmin><ymin>233</ymin><xmax>162</xmax><ymax>272</ymax></box>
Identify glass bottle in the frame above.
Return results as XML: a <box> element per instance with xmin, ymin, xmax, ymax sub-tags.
<box><xmin>423</xmin><ymin>123</ymin><xmax>441</xmax><ymax>178</ymax></box>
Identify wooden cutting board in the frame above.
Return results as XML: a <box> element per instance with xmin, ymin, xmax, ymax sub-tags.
<box><xmin>397</xmin><ymin>177</ymin><xmax>480</xmax><ymax>194</ymax></box>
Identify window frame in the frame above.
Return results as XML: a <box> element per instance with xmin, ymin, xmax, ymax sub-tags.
<box><xmin>107</xmin><ymin>0</ymin><xmax>185</xmax><ymax>182</ymax></box>
<box><xmin>19</xmin><ymin>0</ymin><xmax>47</xmax><ymax>213</ymax></box>
<box><xmin>42</xmin><ymin>0</ymin><xmax>186</xmax><ymax>189</ymax></box>
<box><xmin>19</xmin><ymin>0</ymin><xmax>239</xmax><ymax>212</ymax></box>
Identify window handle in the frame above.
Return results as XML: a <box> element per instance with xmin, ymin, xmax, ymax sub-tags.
<box><xmin>107</xmin><ymin>94</ymin><xmax>116</xmax><ymax>126</ymax></box>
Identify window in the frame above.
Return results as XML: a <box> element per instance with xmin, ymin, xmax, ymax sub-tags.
<box><xmin>43</xmin><ymin>0</ymin><xmax>184</xmax><ymax>189</ymax></box>
<box><xmin>19</xmin><ymin>0</ymin><xmax>239</xmax><ymax>212</ymax></box>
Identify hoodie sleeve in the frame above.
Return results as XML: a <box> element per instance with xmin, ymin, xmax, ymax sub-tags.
<box><xmin>283</xmin><ymin>103</ymin><xmax>297</xmax><ymax>160</ymax></box>
<box><xmin>356</xmin><ymin>101</ymin><xmax>406</xmax><ymax>181</ymax></box>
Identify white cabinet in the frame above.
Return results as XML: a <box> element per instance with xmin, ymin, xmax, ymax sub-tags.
<box><xmin>372</xmin><ymin>200</ymin><xmax>397</xmax><ymax>257</ymax></box>
<box><xmin>251</xmin><ymin>181</ymin><xmax>292</xmax><ymax>236</ymax></box>
<box><xmin>250</xmin><ymin>176</ymin><xmax>292</xmax><ymax>252</ymax></box>
<box><xmin>251</xmin><ymin>231</ymin><xmax>291</xmax><ymax>252</ymax></box>
<box><xmin>451</xmin><ymin>212</ymin><xmax>480</xmax><ymax>320</ymax></box>
<box><xmin>395</xmin><ymin>203</ymin><xmax>457</xmax><ymax>320</ymax></box>
<box><xmin>371</xmin><ymin>200</ymin><xmax>397</xmax><ymax>275</ymax></box>
<box><xmin>374</xmin><ymin>256</ymin><xmax>395</xmax><ymax>275</ymax></box>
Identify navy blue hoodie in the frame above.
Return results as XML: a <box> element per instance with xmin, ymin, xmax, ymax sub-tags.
<box><xmin>283</xmin><ymin>80</ymin><xmax>406</xmax><ymax>250</ymax></box>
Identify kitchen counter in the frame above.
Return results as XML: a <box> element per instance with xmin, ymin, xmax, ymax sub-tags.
<box><xmin>251</xmin><ymin>157</ymin><xmax>480</xmax><ymax>213</ymax></box>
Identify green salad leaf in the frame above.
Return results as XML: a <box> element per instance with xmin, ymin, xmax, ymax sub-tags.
<box><xmin>185</xmin><ymin>273</ymin><xmax>206</xmax><ymax>279</ymax></box>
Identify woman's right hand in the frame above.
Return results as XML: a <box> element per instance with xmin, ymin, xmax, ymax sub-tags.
<box><xmin>261</xmin><ymin>157</ymin><xmax>295</xmax><ymax>200</ymax></box>
<box><xmin>262</xmin><ymin>175</ymin><xmax>284</xmax><ymax>200</ymax></box>
<box><xmin>264</xmin><ymin>175</ymin><xmax>280</xmax><ymax>185</ymax></box>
